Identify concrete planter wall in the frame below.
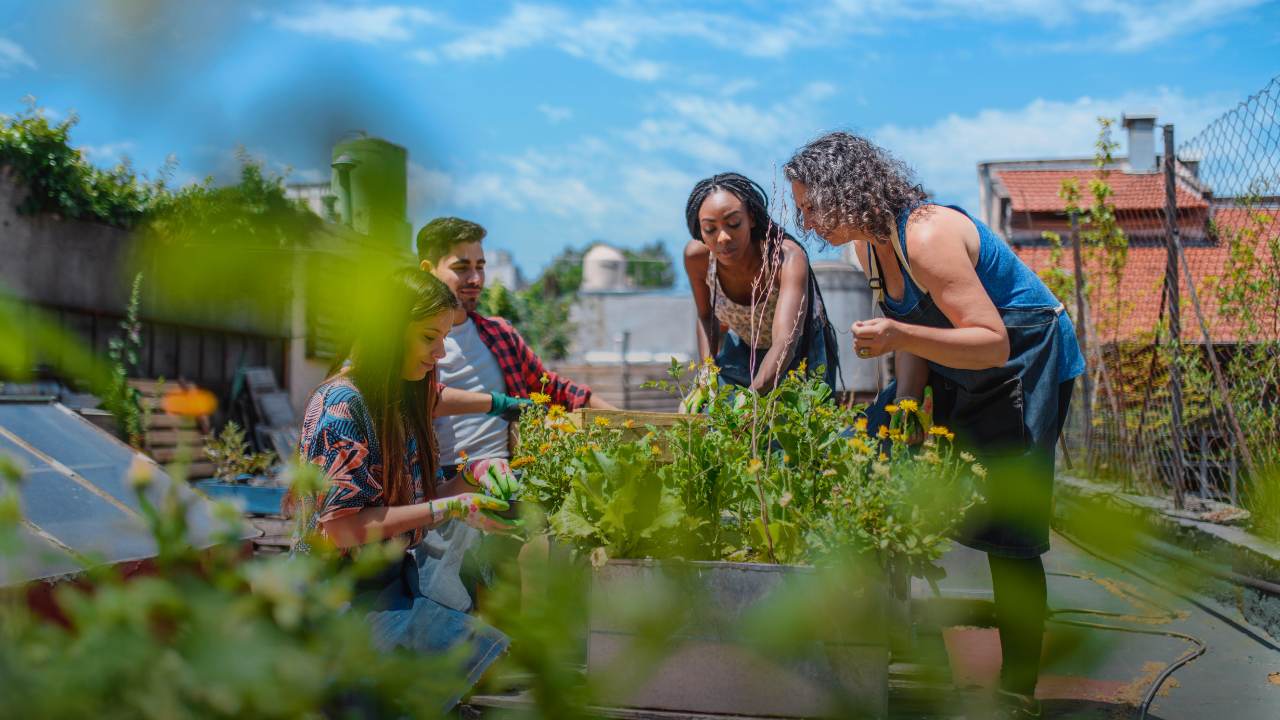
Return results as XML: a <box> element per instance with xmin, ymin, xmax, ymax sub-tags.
<box><xmin>587</xmin><ymin>559</ymin><xmax>893</xmax><ymax>718</ymax></box>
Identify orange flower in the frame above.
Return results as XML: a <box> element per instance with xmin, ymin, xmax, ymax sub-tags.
<box><xmin>161</xmin><ymin>386</ymin><xmax>217</xmax><ymax>417</ymax></box>
<box><xmin>510</xmin><ymin>456</ymin><xmax>535</xmax><ymax>469</ymax></box>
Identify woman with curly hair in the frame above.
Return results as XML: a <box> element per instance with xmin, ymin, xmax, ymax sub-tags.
<box><xmin>786</xmin><ymin>133</ymin><xmax>1084</xmax><ymax>719</ymax></box>
<box><xmin>682</xmin><ymin>172</ymin><xmax>840</xmax><ymax>395</ymax></box>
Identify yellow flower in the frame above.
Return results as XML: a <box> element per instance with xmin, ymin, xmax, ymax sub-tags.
<box><xmin>538</xmin><ymin>443</ymin><xmax>552</xmax><ymax>454</ymax></box>
<box><xmin>746</xmin><ymin>458</ymin><xmax>763</xmax><ymax>475</ymax></box>
<box><xmin>650</xmin><ymin>444</ymin><xmax>661</xmax><ymax>456</ymax></box>
<box><xmin>848</xmin><ymin>437</ymin><xmax>872</xmax><ymax>454</ymax></box>
<box><xmin>971</xmin><ymin>463</ymin><xmax>988</xmax><ymax>478</ymax></box>
<box><xmin>622</xmin><ymin>419</ymin><xmax>635</xmax><ymax>429</ymax></box>
<box><xmin>782</xmin><ymin>454</ymin><xmax>791</xmax><ymax>463</ymax></box>
<box><xmin>884</xmin><ymin>404</ymin><xmax>899</xmax><ymax>414</ymax></box>
<box><xmin>510</xmin><ymin>456</ymin><xmax>535</xmax><ymax>469</ymax></box>
<box><xmin>593</xmin><ymin>416</ymin><xmax>611</xmax><ymax>427</ymax></box>
<box><xmin>530</xmin><ymin>392</ymin><xmax>551</xmax><ymax>405</ymax></box>
<box><xmin>878</xmin><ymin>452</ymin><xmax>889</xmax><ymax>463</ymax></box>
<box><xmin>547</xmin><ymin>404</ymin><xmax>566</xmax><ymax>419</ymax></box>
<box><xmin>855</xmin><ymin>418</ymin><xmax>868</xmax><ymax>433</ymax></box>
<box><xmin>929</xmin><ymin>425</ymin><xmax>950</xmax><ymax>436</ymax></box>
<box><xmin>898</xmin><ymin>399</ymin><xmax>919</xmax><ymax>413</ymax></box>
<box><xmin>960</xmin><ymin>451</ymin><xmax>975</xmax><ymax>462</ymax></box>
<box><xmin>946</xmin><ymin>432</ymin><xmax>956</xmax><ymax>442</ymax></box>
<box><xmin>539</xmin><ymin>373</ymin><xmax>550</xmax><ymax>386</ymax></box>
<box><xmin>888</xmin><ymin>429</ymin><xmax>904</xmax><ymax>443</ymax></box>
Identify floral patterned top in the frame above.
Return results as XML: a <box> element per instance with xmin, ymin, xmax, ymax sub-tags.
<box><xmin>291</xmin><ymin>375</ymin><xmax>428</xmax><ymax>553</ymax></box>
<box><xmin>706</xmin><ymin>254</ymin><xmax>780</xmax><ymax>349</ymax></box>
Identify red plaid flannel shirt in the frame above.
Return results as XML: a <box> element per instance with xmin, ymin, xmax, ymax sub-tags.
<box><xmin>436</xmin><ymin>312</ymin><xmax>591</xmax><ymax>410</ymax></box>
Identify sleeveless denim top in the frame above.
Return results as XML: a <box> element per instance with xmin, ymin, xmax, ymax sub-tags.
<box><xmin>878</xmin><ymin>204</ymin><xmax>1085</xmax><ymax>383</ymax></box>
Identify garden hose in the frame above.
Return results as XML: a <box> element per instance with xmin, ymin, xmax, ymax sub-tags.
<box><xmin>1047</xmin><ymin>533</ymin><xmax>1230</xmax><ymax>720</ymax></box>
<box><xmin>1046</xmin><ymin>571</ymin><xmax>1207</xmax><ymax>720</ymax></box>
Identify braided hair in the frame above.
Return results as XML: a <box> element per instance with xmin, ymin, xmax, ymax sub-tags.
<box><xmin>684</xmin><ymin>172</ymin><xmax>779</xmax><ymax>247</ymax></box>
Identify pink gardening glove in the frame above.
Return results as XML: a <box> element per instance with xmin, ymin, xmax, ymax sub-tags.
<box><xmin>464</xmin><ymin>458</ymin><xmax>520</xmax><ymax>500</ymax></box>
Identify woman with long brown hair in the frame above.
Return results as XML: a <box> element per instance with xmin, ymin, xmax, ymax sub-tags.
<box><xmin>291</xmin><ymin>266</ymin><xmax>517</xmax><ymax>710</ymax></box>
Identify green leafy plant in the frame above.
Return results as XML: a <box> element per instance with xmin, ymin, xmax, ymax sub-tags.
<box><xmin>548</xmin><ymin>439</ymin><xmax>684</xmax><ymax>567</ymax></box>
<box><xmin>0</xmin><ymin>101</ymin><xmax>161</xmax><ymax>228</ymax></box>
<box><xmin>204</xmin><ymin>420</ymin><xmax>277</xmax><ymax>483</ymax></box>
<box><xmin>102</xmin><ymin>272</ymin><xmax>145</xmax><ymax>448</ymax></box>
<box><xmin>523</xmin><ymin>359</ymin><xmax>982</xmax><ymax>579</ymax></box>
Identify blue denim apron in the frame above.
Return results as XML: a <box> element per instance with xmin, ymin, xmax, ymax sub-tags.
<box><xmin>865</xmin><ymin>209</ymin><xmax>1068</xmax><ymax>559</ymax></box>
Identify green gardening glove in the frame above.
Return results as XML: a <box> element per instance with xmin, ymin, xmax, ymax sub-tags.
<box><xmin>488</xmin><ymin>392</ymin><xmax>533</xmax><ymax>422</ymax></box>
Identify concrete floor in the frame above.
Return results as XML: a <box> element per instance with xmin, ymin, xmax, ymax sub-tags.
<box><xmin>469</xmin><ymin>532</ymin><xmax>1280</xmax><ymax>719</ymax></box>
<box><xmin>903</xmin><ymin>533</ymin><xmax>1280</xmax><ymax>719</ymax></box>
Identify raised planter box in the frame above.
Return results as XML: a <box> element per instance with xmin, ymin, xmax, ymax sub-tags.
<box><xmin>587</xmin><ymin>559</ymin><xmax>893</xmax><ymax>718</ymax></box>
<box><xmin>194</xmin><ymin>478</ymin><xmax>286</xmax><ymax>516</ymax></box>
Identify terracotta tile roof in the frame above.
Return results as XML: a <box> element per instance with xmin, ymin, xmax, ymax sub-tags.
<box><xmin>998</xmin><ymin>170</ymin><xmax>1208</xmax><ymax>213</ymax></box>
<box><xmin>1014</xmin><ymin>205</ymin><xmax>1278</xmax><ymax>343</ymax></box>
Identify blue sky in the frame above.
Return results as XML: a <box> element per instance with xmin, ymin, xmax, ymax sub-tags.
<box><xmin>2</xmin><ymin>1</ymin><xmax>1277</xmax><ymax>280</ymax></box>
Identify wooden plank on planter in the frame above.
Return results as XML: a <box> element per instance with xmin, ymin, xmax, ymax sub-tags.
<box><xmin>573</xmin><ymin>409</ymin><xmax>700</xmax><ymax>460</ymax></box>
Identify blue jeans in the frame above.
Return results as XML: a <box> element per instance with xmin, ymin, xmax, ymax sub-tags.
<box><xmin>357</xmin><ymin>552</ymin><xmax>509</xmax><ymax>711</ymax></box>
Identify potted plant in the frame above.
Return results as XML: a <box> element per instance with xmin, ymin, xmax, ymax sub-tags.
<box><xmin>194</xmin><ymin>421</ymin><xmax>282</xmax><ymax>515</ymax></box>
<box><xmin>510</xmin><ymin>362</ymin><xmax>983</xmax><ymax>718</ymax></box>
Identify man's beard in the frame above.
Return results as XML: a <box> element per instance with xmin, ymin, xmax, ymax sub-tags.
<box><xmin>460</xmin><ymin>297</ymin><xmax>479</xmax><ymax>313</ymax></box>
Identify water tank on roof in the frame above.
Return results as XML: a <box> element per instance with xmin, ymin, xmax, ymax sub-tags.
<box><xmin>581</xmin><ymin>244</ymin><xmax>630</xmax><ymax>292</ymax></box>
<box><xmin>331</xmin><ymin>135</ymin><xmax>411</xmax><ymax>248</ymax></box>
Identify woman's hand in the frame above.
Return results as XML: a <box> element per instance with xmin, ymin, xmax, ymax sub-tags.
<box><xmin>430</xmin><ymin>493</ymin><xmax>520</xmax><ymax>534</ymax></box>
<box><xmin>853</xmin><ymin>318</ymin><xmax>902</xmax><ymax>359</ymax></box>
<box><xmin>464</xmin><ymin>458</ymin><xmax>521</xmax><ymax>500</ymax></box>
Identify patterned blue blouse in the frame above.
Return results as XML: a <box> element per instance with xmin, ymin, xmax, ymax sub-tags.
<box><xmin>292</xmin><ymin>374</ymin><xmax>428</xmax><ymax>552</ymax></box>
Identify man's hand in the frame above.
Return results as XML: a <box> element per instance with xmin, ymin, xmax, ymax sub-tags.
<box><xmin>853</xmin><ymin>318</ymin><xmax>902</xmax><ymax>359</ymax></box>
<box><xmin>488</xmin><ymin>392</ymin><xmax>533</xmax><ymax>422</ymax></box>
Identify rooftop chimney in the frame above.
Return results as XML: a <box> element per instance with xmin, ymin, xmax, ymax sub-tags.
<box><xmin>1122</xmin><ymin>113</ymin><xmax>1157</xmax><ymax>173</ymax></box>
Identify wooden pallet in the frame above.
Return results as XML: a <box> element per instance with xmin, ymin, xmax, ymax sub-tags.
<box><xmin>128</xmin><ymin>379</ymin><xmax>216</xmax><ymax>479</ymax></box>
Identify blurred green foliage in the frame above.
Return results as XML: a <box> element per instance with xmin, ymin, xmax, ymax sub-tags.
<box><xmin>0</xmin><ymin>458</ymin><xmax>463</xmax><ymax>718</ymax></box>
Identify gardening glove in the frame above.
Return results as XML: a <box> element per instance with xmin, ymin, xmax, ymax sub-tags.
<box><xmin>678</xmin><ymin>366</ymin><xmax>717</xmax><ymax>414</ymax></box>
<box><xmin>429</xmin><ymin>493</ymin><xmax>521</xmax><ymax>534</ymax></box>
<box><xmin>465</xmin><ymin>458</ymin><xmax>522</xmax><ymax>500</ymax></box>
<box><xmin>488</xmin><ymin>392</ymin><xmax>533</xmax><ymax>422</ymax></box>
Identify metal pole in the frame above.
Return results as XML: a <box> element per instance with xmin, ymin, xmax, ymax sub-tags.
<box><xmin>620</xmin><ymin>331</ymin><xmax>632</xmax><ymax>410</ymax></box>
<box><xmin>1068</xmin><ymin>211</ymin><xmax>1094</xmax><ymax>475</ymax></box>
<box><xmin>1163</xmin><ymin>124</ymin><xmax>1186</xmax><ymax>510</ymax></box>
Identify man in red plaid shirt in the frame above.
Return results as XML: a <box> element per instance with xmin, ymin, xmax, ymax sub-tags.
<box><xmin>420</xmin><ymin>217</ymin><xmax>615</xmax><ymax>472</ymax></box>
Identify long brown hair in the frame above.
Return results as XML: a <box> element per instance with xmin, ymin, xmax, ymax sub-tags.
<box><xmin>341</xmin><ymin>267</ymin><xmax>458</xmax><ymax>505</ymax></box>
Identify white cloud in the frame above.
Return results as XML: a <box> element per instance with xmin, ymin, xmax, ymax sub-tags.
<box><xmin>0</xmin><ymin>38</ymin><xmax>35</xmax><ymax>75</ymax></box>
<box><xmin>387</xmin><ymin>0</ymin><xmax>1265</xmax><ymax>81</ymax></box>
<box><xmin>272</xmin><ymin>4</ymin><xmax>441</xmax><ymax>43</ymax></box>
<box><xmin>407</xmin><ymin>161</ymin><xmax>454</xmax><ymax>215</ymax></box>
<box><xmin>408</xmin><ymin>48</ymin><xmax>438</xmax><ymax>64</ymax></box>
<box><xmin>872</xmin><ymin>88</ymin><xmax>1237</xmax><ymax>210</ymax></box>
<box><xmin>537</xmin><ymin>104</ymin><xmax>573</xmax><ymax>124</ymax></box>
<box><xmin>440</xmin><ymin>4</ymin><xmax>568</xmax><ymax>61</ymax></box>
<box><xmin>80</xmin><ymin>141</ymin><xmax>137</xmax><ymax>165</ymax></box>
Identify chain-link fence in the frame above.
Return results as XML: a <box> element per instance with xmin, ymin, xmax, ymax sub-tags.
<box><xmin>1062</xmin><ymin>75</ymin><xmax>1279</xmax><ymax>523</ymax></box>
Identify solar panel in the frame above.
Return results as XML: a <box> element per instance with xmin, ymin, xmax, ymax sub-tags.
<box><xmin>0</xmin><ymin>399</ymin><xmax>241</xmax><ymax>586</ymax></box>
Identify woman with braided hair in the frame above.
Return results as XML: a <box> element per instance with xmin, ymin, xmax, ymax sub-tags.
<box><xmin>682</xmin><ymin>172</ymin><xmax>840</xmax><ymax>395</ymax></box>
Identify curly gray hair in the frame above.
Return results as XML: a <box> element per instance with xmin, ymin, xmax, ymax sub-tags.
<box><xmin>783</xmin><ymin>132</ymin><xmax>927</xmax><ymax>242</ymax></box>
